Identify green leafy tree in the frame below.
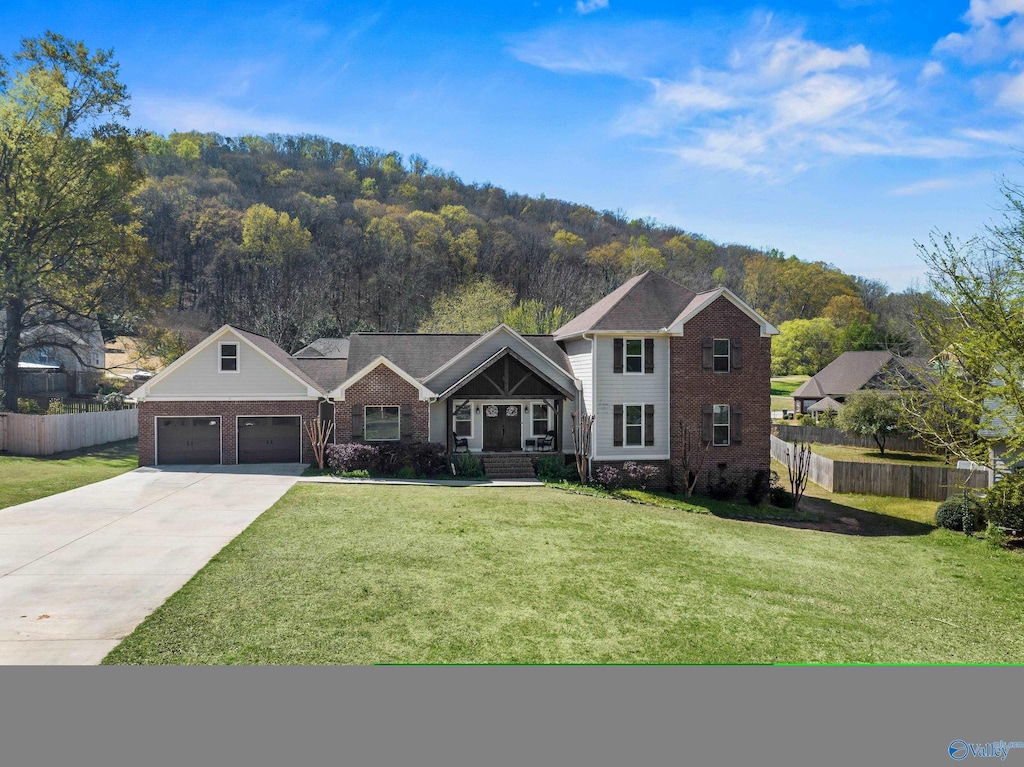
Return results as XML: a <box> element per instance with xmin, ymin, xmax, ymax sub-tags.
<box><xmin>0</xmin><ymin>32</ymin><xmax>155</xmax><ymax>411</ymax></box>
<box><xmin>900</xmin><ymin>176</ymin><xmax>1024</xmax><ymax>467</ymax></box>
<box><xmin>418</xmin><ymin>278</ymin><xmax>514</xmax><ymax>333</ymax></box>
<box><xmin>771</xmin><ymin>318</ymin><xmax>839</xmax><ymax>376</ymax></box>
<box><xmin>836</xmin><ymin>390</ymin><xmax>901</xmax><ymax>455</ymax></box>
<box><xmin>502</xmin><ymin>299</ymin><xmax>571</xmax><ymax>334</ymax></box>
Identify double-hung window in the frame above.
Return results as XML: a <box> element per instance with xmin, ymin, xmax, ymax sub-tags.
<box><xmin>625</xmin><ymin>404</ymin><xmax>644</xmax><ymax>446</ymax></box>
<box><xmin>713</xmin><ymin>339</ymin><xmax>730</xmax><ymax>372</ymax></box>
<box><xmin>713</xmin><ymin>405</ymin><xmax>730</xmax><ymax>446</ymax></box>
<box><xmin>624</xmin><ymin>339</ymin><xmax>643</xmax><ymax>373</ymax></box>
<box><xmin>453</xmin><ymin>403</ymin><xmax>472</xmax><ymax>438</ymax></box>
<box><xmin>365</xmin><ymin>406</ymin><xmax>401</xmax><ymax>441</ymax></box>
<box><xmin>532</xmin><ymin>403</ymin><xmax>550</xmax><ymax>436</ymax></box>
<box><xmin>219</xmin><ymin>343</ymin><xmax>238</xmax><ymax>373</ymax></box>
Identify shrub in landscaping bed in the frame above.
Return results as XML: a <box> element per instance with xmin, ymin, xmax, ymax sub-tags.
<box><xmin>453</xmin><ymin>453</ymin><xmax>484</xmax><ymax>478</ymax></box>
<box><xmin>594</xmin><ymin>465</ymin><xmax>622</xmax><ymax>491</ymax></box>
<box><xmin>533</xmin><ymin>455</ymin><xmax>577</xmax><ymax>482</ymax></box>
<box><xmin>708</xmin><ymin>471</ymin><xmax>738</xmax><ymax>501</ymax></box>
<box><xmin>375</xmin><ymin>441</ymin><xmax>448</xmax><ymax>478</ymax></box>
<box><xmin>935</xmin><ymin>492</ymin><xmax>985</xmax><ymax>533</ymax></box>
<box><xmin>326</xmin><ymin>443</ymin><xmax>378</xmax><ymax>472</ymax></box>
<box><xmin>622</xmin><ymin>461</ymin><xmax>660</xmax><ymax>490</ymax></box>
<box><xmin>745</xmin><ymin>469</ymin><xmax>770</xmax><ymax>506</ymax></box>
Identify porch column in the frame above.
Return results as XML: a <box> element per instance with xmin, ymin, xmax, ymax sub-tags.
<box><xmin>555</xmin><ymin>399</ymin><xmax>562</xmax><ymax>453</ymax></box>
<box><xmin>445</xmin><ymin>397</ymin><xmax>452</xmax><ymax>454</ymax></box>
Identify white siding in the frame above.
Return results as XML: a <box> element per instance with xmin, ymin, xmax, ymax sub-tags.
<box><xmin>592</xmin><ymin>335</ymin><xmax>670</xmax><ymax>460</ymax></box>
<box><xmin>564</xmin><ymin>337</ymin><xmax>593</xmax><ymax>416</ymax></box>
<box><xmin>147</xmin><ymin>330</ymin><xmax>311</xmax><ymax>399</ymax></box>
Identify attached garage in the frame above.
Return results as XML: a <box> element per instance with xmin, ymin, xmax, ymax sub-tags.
<box><xmin>237</xmin><ymin>416</ymin><xmax>302</xmax><ymax>463</ymax></box>
<box><xmin>156</xmin><ymin>417</ymin><xmax>222</xmax><ymax>465</ymax></box>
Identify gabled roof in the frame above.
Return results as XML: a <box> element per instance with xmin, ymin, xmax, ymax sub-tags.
<box><xmin>807</xmin><ymin>396</ymin><xmax>842</xmax><ymax>413</ymax></box>
<box><xmin>345</xmin><ymin>330</ymin><xmax>573</xmax><ymax>382</ymax></box>
<box><xmin>291</xmin><ymin>358</ymin><xmax>349</xmax><ymax>392</ymax></box>
<box><xmin>293</xmin><ymin>337</ymin><xmax>350</xmax><ymax>359</ymax></box>
<box><xmin>792</xmin><ymin>351</ymin><xmax>931</xmax><ymax>400</ymax></box>
<box><xmin>667</xmin><ymin>288</ymin><xmax>779</xmax><ymax>337</ymax></box>
<box><xmin>328</xmin><ymin>356</ymin><xmax>433</xmax><ymax>401</ymax></box>
<box><xmin>129</xmin><ymin>325</ymin><xmax>324</xmax><ymax>400</ymax></box>
<box><xmin>554</xmin><ymin>271</ymin><xmax>697</xmax><ymax>339</ymax></box>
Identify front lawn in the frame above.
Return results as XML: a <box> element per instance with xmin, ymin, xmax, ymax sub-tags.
<box><xmin>104</xmin><ymin>483</ymin><xmax>1024</xmax><ymax>665</ymax></box>
<box><xmin>0</xmin><ymin>438</ymin><xmax>138</xmax><ymax>510</ymax></box>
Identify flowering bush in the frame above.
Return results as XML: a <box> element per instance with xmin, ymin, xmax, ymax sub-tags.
<box><xmin>621</xmin><ymin>461</ymin><xmax>660</xmax><ymax>490</ymax></box>
<box><xmin>594</xmin><ymin>465</ymin><xmax>622</xmax><ymax>490</ymax></box>
<box><xmin>325</xmin><ymin>442</ymin><xmax>378</xmax><ymax>472</ymax></box>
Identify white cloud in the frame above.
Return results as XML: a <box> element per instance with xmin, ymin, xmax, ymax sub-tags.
<box><xmin>131</xmin><ymin>96</ymin><xmax>337</xmax><ymax>137</ymax></box>
<box><xmin>919</xmin><ymin>60</ymin><xmax>945</xmax><ymax>81</ymax></box>
<box><xmin>576</xmin><ymin>0</ymin><xmax>609</xmax><ymax>15</ymax></box>
<box><xmin>996</xmin><ymin>70</ymin><xmax>1024</xmax><ymax>108</ymax></box>
<box><xmin>934</xmin><ymin>0</ymin><xmax>1024</xmax><ymax>62</ymax></box>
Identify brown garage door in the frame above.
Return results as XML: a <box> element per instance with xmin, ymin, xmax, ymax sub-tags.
<box><xmin>156</xmin><ymin>417</ymin><xmax>222</xmax><ymax>465</ymax></box>
<box><xmin>237</xmin><ymin>416</ymin><xmax>301</xmax><ymax>463</ymax></box>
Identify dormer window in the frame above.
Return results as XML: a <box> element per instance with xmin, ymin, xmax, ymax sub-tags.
<box><xmin>219</xmin><ymin>342</ymin><xmax>238</xmax><ymax>373</ymax></box>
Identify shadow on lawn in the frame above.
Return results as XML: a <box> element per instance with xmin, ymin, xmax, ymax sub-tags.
<box><xmin>743</xmin><ymin>494</ymin><xmax>935</xmax><ymax>537</ymax></box>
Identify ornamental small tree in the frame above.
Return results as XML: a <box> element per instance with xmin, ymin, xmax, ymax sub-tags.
<box><xmin>836</xmin><ymin>390</ymin><xmax>901</xmax><ymax>455</ymax></box>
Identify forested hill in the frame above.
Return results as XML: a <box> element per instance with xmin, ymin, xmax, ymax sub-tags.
<box><xmin>134</xmin><ymin>131</ymin><xmax>929</xmax><ymax>362</ymax></box>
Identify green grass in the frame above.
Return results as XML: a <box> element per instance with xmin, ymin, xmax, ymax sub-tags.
<box><xmin>0</xmin><ymin>438</ymin><xmax>138</xmax><ymax>509</ymax></box>
<box><xmin>808</xmin><ymin>443</ymin><xmax>947</xmax><ymax>467</ymax></box>
<box><xmin>103</xmin><ymin>482</ymin><xmax>1024</xmax><ymax>665</ymax></box>
<box><xmin>770</xmin><ymin>375</ymin><xmax>808</xmax><ymax>412</ymax></box>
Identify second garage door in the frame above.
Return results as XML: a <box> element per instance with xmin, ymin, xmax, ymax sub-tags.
<box><xmin>237</xmin><ymin>416</ymin><xmax>301</xmax><ymax>463</ymax></box>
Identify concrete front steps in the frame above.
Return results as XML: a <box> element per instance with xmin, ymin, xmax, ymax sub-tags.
<box><xmin>481</xmin><ymin>453</ymin><xmax>536</xmax><ymax>480</ymax></box>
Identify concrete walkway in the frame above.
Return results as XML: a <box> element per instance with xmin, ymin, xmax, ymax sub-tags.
<box><xmin>0</xmin><ymin>464</ymin><xmax>304</xmax><ymax>665</ymax></box>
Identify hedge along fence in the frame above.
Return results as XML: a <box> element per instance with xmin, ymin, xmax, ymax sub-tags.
<box><xmin>0</xmin><ymin>409</ymin><xmax>138</xmax><ymax>456</ymax></box>
<box><xmin>774</xmin><ymin>423</ymin><xmax>930</xmax><ymax>455</ymax></box>
<box><xmin>769</xmin><ymin>435</ymin><xmax>987</xmax><ymax>501</ymax></box>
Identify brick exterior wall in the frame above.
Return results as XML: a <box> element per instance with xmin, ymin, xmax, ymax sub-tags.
<box><xmin>335</xmin><ymin>364</ymin><xmax>430</xmax><ymax>444</ymax></box>
<box><xmin>669</xmin><ymin>296</ymin><xmax>772</xmax><ymax>493</ymax></box>
<box><xmin>139</xmin><ymin>400</ymin><xmax>320</xmax><ymax>466</ymax></box>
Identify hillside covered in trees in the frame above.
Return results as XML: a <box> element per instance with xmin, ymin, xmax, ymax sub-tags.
<box><xmin>131</xmin><ymin>131</ymin><xmax>935</xmax><ymax>367</ymax></box>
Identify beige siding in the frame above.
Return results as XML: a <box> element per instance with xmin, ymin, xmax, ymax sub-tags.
<box><xmin>592</xmin><ymin>335</ymin><xmax>670</xmax><ymax>460</ymax></box>
<box><xmin>427</xmin><ymin>328</ymin><xmax>576</xmax><ymax>395</ymax></box>
<box><xmin>147</xmin><ymin>330</ymin><xmax>311</xmax><ymax>399</ymax></box>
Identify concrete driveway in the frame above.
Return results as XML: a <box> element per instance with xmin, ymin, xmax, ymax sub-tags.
<box><xmin>0</xmin><ymin>463</ymin><xmax>304</xmax><ymax>665</ymax></box>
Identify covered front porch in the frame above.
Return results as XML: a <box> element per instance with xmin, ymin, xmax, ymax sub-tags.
<box><xmin>434</xmin><ymin>348</ymin><xmax>576</xmax><ymax>455</ymax></box>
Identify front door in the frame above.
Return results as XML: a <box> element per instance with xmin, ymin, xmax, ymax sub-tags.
<box><xmin>482</xmin><ymin>404</ymin><xmax>521</xmax><ymax>451</ymax></box>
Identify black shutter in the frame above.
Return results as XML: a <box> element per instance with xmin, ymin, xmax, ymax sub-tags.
<box><xmin>351</xmin><ymin>409</ymin><xmax>364</xmax><ymax>439</ymax></box>
<box><xmin>701</xmin><ymin>338</ymin><xmax>713</xmax><ymax>370</ymax></box>
<box><xmin>731</xmin><ymin>338</ymin><xmax>743</xmax><ymax>371</ymax></box>
<box><xmin>613</xmin><ymin>338</ymin><xmax>623</xmax><ymax>374</ymax></box>
<box><xmin>644</xmin><ymin>404</ymin><xmax>655</xmax><ymax>446</ymax></box>
<box><xmin>700</xmin><ymin>404</ymin><xmax>712</xmax><ymax>443</ymax></box>
<box><xmin>613</xmin><ymin>405</ymin><xmax>623</xmax><ymax>447</ymax></box>
<box><xmin>732</xmin><ymin>404</ymin><xmax>742</xmax><ymax>444</ymax></box>
<box><xmin>644</xmin><ymin>338</ymin><xmax>654</xmax><ymax>374</ymax></box>
<box><xmin>400</xmin><ymin>404</ymin><xmax>413</xmax><ymax>438</ymax></box>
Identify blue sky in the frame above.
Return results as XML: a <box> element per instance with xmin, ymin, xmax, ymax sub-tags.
<box><xmin>6</xmin><ymin>0</ymin><xmax>1024</xmax><ymax>290</ymax></box>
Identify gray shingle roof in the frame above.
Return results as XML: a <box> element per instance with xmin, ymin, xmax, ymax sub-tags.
<box><xmin>554</xmin><ymin>271</ymin><xmax>698</xmax><ymax>338</ymax></box>
<box><xmin>792</xmin><ymin>351</ymin><xmax>931</xmax><ymax>400</ymax></box>
<box><xmin>345</xmin><ymin>331</ymin><xmax>573</xmax><ymax>384</ymax></box>
<box><xmin>293</xmin><ymin>338</ymin><xmax>350</xmax><ymax>359</ymax></box>
<box><xmin>291</xmin><ymin>358</ymin><xmax>349</xmax><ymax>392</ymax></box>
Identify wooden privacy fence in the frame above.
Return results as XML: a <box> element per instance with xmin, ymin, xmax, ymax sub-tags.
<box><xmin>0</xmin><ymin>409</ymin><xmax>138</xmax><ymax>456</ymax></box>
<box><xmin>774</xmin><ymin>424</ymin><xmax>929</xmax><ymax>455</ymax></box>
<box><xmin>770</xmin><ymin>435</ymin><xmax>987</xmax><ymax>501</ymax></box>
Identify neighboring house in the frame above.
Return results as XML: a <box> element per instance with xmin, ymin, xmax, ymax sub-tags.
<box><xmin>979</xmin><ymin>398</ymin><xmax>1022</xmax><ymax>487</ymax></box>
<box><xmin>1</xmin><ymin>316</ymin><xmax>106</xmax><ymax>397</ymax></box>
<box><xmin>130</xmin><ymin>271</ymin><xmax>778</xmax><ymax>489</ymax></box>
<box><xmin>792</xmin><ymin>350</ymin><xmax>930</xmax><ymax>415</ymax></box>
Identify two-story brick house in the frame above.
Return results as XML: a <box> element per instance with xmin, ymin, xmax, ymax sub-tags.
<box><xmin>130</xmin><ymin>271</ymin><xmax>777</xmax><ymax>489</ymax></box>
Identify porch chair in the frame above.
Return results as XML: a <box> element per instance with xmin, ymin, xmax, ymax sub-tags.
<box><xmin>535</xmin><ymin>430</ymin><xmax>556</xmax><ymax>451</ymax></box>
<box><xmin>452</xmin><ymin>431</ymin><xmax>470</xmax><ymax>453</ymax></box>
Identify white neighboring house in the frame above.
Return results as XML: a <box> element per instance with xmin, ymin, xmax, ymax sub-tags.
<box><xmin>2</xmin><ymin>315</ymin><xmax>106</xmax><ymax>397</ymax></box>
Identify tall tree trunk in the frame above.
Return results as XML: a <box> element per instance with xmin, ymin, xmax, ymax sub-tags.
<box><xmin>1</xmin><ymin>301</ymin><xmax>24</xmax><ymax>412</ymax></box>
